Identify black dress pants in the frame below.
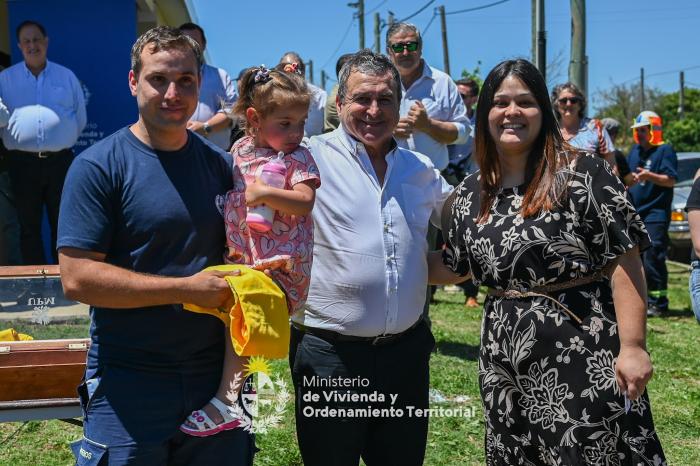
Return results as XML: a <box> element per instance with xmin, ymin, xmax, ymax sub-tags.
<box><xmin>289</xmin><ymin>321</ymin><xmax>435</xmax><ymax>466</ymax></box>
<box><xmin>7</xmin><ymin>149</ymin><xmax>73</xmax><ymax>264</ymax></box>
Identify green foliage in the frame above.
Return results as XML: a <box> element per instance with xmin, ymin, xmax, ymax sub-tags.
<box><xmin>665</xmin><ymin>118</ymin><xmax>700</xmax><ymax>151</ymax></box>
<box><xmin>460</xmin><ymin>61</ymin><xmax>483</xmax><ymax>88</ymax></box>
<box><xmin>595</xmin><ymin>84</ymin><xmax>700</xmax><ymax>152</ymax></box>
<box><xmin>655</xmin><ymin>89</ymin><xmax>700</xmax><ymax>151</ymax></box>
<box><xmin>593</xmin><ymin>82</ymin><xmax>663</xmax><ymax>152</ymax></box>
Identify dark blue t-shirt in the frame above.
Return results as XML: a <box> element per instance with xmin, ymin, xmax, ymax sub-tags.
<box><xmin>627</xmin><ymin>143</ymin><xmax>677</xmax><ymax>223</ymax></box>
<box><xmin>58</xmin><ymin>127</ymin><xmax>233</xmax><ymax>373</ymax></box>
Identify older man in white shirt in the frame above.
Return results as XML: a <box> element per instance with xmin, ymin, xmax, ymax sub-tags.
<box><xmin>291</xmin><ymin>50</ymin><xmax>452</xmax><ymax>466</ymax></box>
<box><xmin>387</xmin><ymin>22</ymin><xmax>469</xmax><ymax>171</ymax></box>
<box><xmin>179</xmin><ymin>23</ymin><xmax>237</xmax><ymax>150</ymax></box>
<box><xmin>0</xmin><ymin>20</ymin><xmax>86</xmax><ymax>264</ymax></box>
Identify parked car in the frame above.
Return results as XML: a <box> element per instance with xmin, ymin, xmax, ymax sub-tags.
<box><xmin>668</xmin><ymin>152</ymin><xmax>700</xmax><ymax>262</ymax></box>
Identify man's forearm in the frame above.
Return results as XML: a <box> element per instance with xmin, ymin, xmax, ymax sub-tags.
<box><xmin>423</xmin><ymin>119</ymin><xmax>459</xmax><ymax>145</ymax></box>
<box><xmin>208</xmin><ymin>112</ymin><xmax>232</xmax><ymax>132</ymax></box>
<box><xmin>649</xmin><ymin>173</ymin><xmax>675</xmax><ymax>188</ymax></box>
<box><xmin>60</xmin><ymin>253</ymin><xmax>190</xmax><ymax>308</ymax></box>
<box><xmin>427</xmin><ymin>250</ymin><xmax>468</xmax><ymax>285</ymax></box>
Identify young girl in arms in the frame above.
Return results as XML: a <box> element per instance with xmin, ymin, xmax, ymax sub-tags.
<box><xmin>181</xmin><ymin>65</ymin><xmax>320</xmax><ymax>436</ymax></box>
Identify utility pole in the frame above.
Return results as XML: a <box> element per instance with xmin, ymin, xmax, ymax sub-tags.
<box><xmin>374</xmin><ymin>12</ymin><xmax>381</xmax><ymax>53</ymax></box>
<box><xmin>348</xmin><ymin>0</ymin><xmax>365</xmax><ymax>49</ymax></box>
<box><xmin>308</xmin><ymin>60</ymin><xmax>314</xmax><ymax>85</ymax></box>
<box><xmin>321</xmin><ymin>70</ymin><xmax>327</xmax><ymax>90</ymax></box>
<box><xmin>439</xmin><ymin>5</ymin><xmax>450</xmax><ymax>76</ymax></box>
<box><xmin>679</xmin><ymin>71</ymin><xmax>685</xmax><ymax>119</ymax></box>
<box><xmin>534</xmin><ymin>0</ymin><xmax>546</xmax><ymax>81</ymax></box>
<box><xmin>569</xmin><ymin>0</ymin><xmax>588</xmax><ymax>99</ymax></box>
<box><xmin>531</xmin><ymin>0</ymin><xmax>536</xmax><ymax>62</ymax></box>
<box><xmin>640</xmin><ymin>67</ymin><xmax>645</xmax><ymax>111</ymax></box>
<box><xmin>388</xmin><ymin>11</ymin><xmax>394</xmax><ymax>26</ymax></box>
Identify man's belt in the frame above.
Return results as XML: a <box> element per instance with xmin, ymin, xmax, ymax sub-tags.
<box><xmin>291</xmin><ymin>318</ymin><xmax>423</xmax><ymax>346</ymax></box>
<box><xmin>12</xmin><ymin>149</ymin><xmax>71</xmax><ymax>159</ymax></box>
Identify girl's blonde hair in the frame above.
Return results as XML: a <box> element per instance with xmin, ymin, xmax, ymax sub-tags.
<box><xmin>232</xmin><ymin>66</ymin><xmax>310</xmax><ymax>130</ymax></box>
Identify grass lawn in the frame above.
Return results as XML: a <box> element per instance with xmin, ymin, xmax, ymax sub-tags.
<box><xmin>1</xmin><ymin>261</ymin><xmax>699</xmax><ymax>465</ymax></box>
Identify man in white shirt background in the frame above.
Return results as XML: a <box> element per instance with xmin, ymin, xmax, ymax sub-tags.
<box><xmin>292</xmin><ymin>49</ymin><xmax>453</xmax><ymax>466</ymax></box>
<box><xmin>0</xmin><ymin>20</ymin><xmax>86</xmax><ymax>264</ymax></box>
<box><xmin>386</xmin><ymin>21</ymin><xmax>469</xmax><ymax>310</ymax></box>
<box><xmin>278</xmin><ymin>51</ymin><xmax>327</xmax><ymax>137</ymax></box>
<box><xmin>387</xmin><ymin>22</ymin><xmax>469</xmax><ymax>172</ymax></box>
<box><xmin>179</xmin><ymin>23</ymin><xmax>237</xmax><ymax>150</ymax></box>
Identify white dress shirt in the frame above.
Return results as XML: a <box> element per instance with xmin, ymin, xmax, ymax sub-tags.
<box><xmin>398</xmin><ymin>61</ymin><xmax>469</xmax><ymax>171</ymax></box>
<box><xmin>297</xmin><ymin>125</ymin><xmax>452</xmax><ymax>337</ymax></box>
<box><xmin>304</xmin><ymin>82</ymin><xmax>327</xmax><ymax>138</ymax></box>
<box><xmin>190</xmin><ymin>63</ymin><xmax>237</xmax><ymax>150</ymax></box>
<box><xmin>0</xmin><ymin>60</ymin><xmax>86</xmax><ymax>152</ymax></box>
<box><xmin>447</xmin><ymin>113</ymin><xmax>477</xmax><ymax>170</ymax></box>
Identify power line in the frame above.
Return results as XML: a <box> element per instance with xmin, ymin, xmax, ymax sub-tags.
<box><xmin>366</xmin><ymin>0</ymin><xmax>388</xmax><ymax>15</ymax></box>
<box><xmin>445</xmin><ymin>0</ymin><xmax>511</xmax><ymax>15</ymax></box>
<box><xmin>620</xmin><ymin>64</ymin><xmax>700</xmax><ymax>84</ymax></box>
<box><xmin>423</xmin><ymin>9</ymin><xmax>438</xmax><ymax>34</ymax></box>
<box><xmin>398</xmin><ymin>0</ymin><xmax>435</xmax><ymax>22</ymax></box>
<box><xmin>321</xmin><ymin>18</ymin><xmax>356</xmax><ymax>71</ymax></box>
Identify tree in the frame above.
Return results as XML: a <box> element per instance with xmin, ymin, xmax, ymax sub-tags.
<box><xmin>593</xmin><ymin>82</ymin><xmax>663</xmax><ymax>151</ymax></box>
<box><xmin>460</xmin><ymin>61</ymin><xmax>483</xmax><ymax>89</ymax></box>
<box><xmin>655</xmin><ymin>88</ymin><xmax>700</xmax><ymax>151</ymax></box>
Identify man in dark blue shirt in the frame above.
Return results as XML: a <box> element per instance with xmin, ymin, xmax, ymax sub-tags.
<box><xmin>627</xmin><ymin>111</ymin><xmax>677</xmax><ymax>316</ymax></box>
<box><xmin>57</xmin><ymin>27</ymin><xmax>253</xmax><ymax>465</ymax></box>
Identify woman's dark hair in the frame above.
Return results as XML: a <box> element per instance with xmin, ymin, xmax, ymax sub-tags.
<box><xmin>474</xmin><ymin>58</ymin><xmax>573</xmax><ymax>222</ymax></box>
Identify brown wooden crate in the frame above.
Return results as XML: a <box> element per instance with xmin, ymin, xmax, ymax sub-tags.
<box><xmin>0</xmin><ymin>338</ymin><xmax>88</xmax><ymax>402</ymax></box>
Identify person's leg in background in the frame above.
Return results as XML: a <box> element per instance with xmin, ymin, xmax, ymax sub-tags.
<box><xmin>6</xmin><ymin>152</ymin><xmax>44</xmax><ymax>264</ymax></box>
<box><xmin>643</xmin><ymin>222</ymin><xmax>669</xmax><ymax>316</ymax></box>
<box><xmin>461</xmin><ymin>279</ymin><xmax>479</xmax><ymax>308</ymax></box>
<box><xmin>689</xmin><ymin>260</ymin><xmax>700</xmax><ymax>324</ymax></box>
<box><xmin>0</xmin><ymin>169</ymin><xmax>22</xmax><ymax>265</ymax></box>
<box><xmin>45</xmin><ymin>150</ymin><xmax>74</xmax><ymax>263</ymax></box>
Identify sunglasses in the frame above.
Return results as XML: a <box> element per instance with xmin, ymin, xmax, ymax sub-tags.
<box><xmin>557</xmin><ymin>97</ymin><xmax>581</xmax><ymax>105</ymax></box>
<box><xmin>390</xmin><ymin>41</ymin><xmax>419</xmax><ymax>53</ymax></box>
<box><xmin>460</xmin><ymin>93</ymin><xmax>476</xmax><ymax>99</ymax></box>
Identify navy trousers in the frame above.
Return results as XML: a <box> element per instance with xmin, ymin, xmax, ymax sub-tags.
<box><xmin>643</xmin><ymin>222</ymin><xmax>669</xmax><ymax>311</ymax></box>
<box><xmin>73</xmin><ymin>363</ymin><xmax>255</xmax><ymax>466</ymax></box>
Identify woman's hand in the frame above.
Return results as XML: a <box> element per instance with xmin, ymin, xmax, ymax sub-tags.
<box><xmin>615</xmin><ymin>345</ymin><xmax>653</xmax><ymax>401</ymax></box>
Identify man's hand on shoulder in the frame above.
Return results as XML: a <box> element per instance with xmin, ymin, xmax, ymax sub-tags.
<box><xmin>187</xmin><ymin>120</ymin><xmax>205</xmax><ymax>134</ymax></box>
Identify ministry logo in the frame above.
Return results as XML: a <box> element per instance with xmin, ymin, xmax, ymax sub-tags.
<box><xmin>227</xmin><ymin>356</ymin><xmax>291</xmax><ymax>434</ymax></box>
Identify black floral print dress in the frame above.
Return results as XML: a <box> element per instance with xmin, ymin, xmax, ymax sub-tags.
<box><xmin>443</xmin><ymin>153</ymin><xmax>667</xmax><ymax>466</ymax></box>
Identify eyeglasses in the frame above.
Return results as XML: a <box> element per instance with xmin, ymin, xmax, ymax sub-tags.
<box><xmin>460</xmin><ymin>93</ymin><xmax>476</xmax><ymax>99</ymax></box>
<box><xmin>557</xmin><ymin>97</ymin><xmax>581</xmax><ymax>105</ymax></box>
<box><xmin>390</xmin><ymin>41</ymin><xmax>419</xmax><ymax>53</ymax></box>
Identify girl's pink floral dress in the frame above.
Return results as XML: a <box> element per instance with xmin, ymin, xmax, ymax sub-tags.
<box><xmin>221</xmin><ymin>136</ymin><xmax>320</xmax><ymax>313</ymax></box>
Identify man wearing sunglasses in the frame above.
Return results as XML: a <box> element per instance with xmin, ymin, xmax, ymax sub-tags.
<box><xmin>386</xmin><ymin>22</ymin><xmax>469</xmax><ymax>172</ymax></box>
<box><xmin>386</xmin><ymin>22</ymin><xmax>469</xmax><ymax>311</ymax></box>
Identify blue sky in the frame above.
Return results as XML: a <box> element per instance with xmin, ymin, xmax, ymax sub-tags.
<box><xmin>187</xmin><ymin>0</ymin><xmax>699</xmax><ymax>114</ymax></box>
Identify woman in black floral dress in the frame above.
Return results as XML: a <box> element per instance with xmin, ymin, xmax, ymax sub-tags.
<box><xmin>434</xmin><ymin>59</ymin><xmax>666</xmax><ymax>465</ymax></box>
